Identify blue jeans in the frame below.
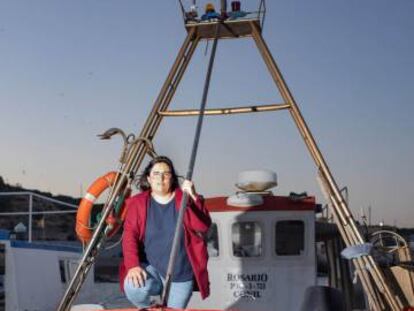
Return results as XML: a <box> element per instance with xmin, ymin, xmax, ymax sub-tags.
<box><xmin>124</xmin><ymin>265</ymin><xmax>193</xmax><ymax>309</ymax></box>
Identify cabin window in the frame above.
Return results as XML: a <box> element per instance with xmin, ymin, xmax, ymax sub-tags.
<box><xmin>206</xmin><ymin>223</ymin><xmax>219</xmax><ymax>257</ymax></box>
<box><xmin>275</xmin><ymin>220</ymin><xmax>305</xmax><ymax>256</ymax></box>
<box><xmin>232</xmin><ymin>221</ymin><xmax>262</xmax><ymax>257</ymax></box>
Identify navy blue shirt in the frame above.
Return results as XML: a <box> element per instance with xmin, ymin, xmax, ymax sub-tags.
<box><xmin>143</xmin><ymin>196</ymin><xmax>193</xmax><ymax>281</ymax></box>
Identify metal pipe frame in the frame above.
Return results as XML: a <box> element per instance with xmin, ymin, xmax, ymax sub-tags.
<box><xmin>319</xmin><ymin>172</ymin><xmax>384</xmax><ymax>310</ymax></box>
<box><xmin>57</xmin><ymin>17</ymin><xmax>406</xmax><ymax>311</ymax></box>
<box><xmin>129</xmin><ymin>32</ymin><xmax>200</xmax><ymax>174</ymax></box>
<box><xmin>318</xmin><ymin>170</ymin><xmax>384</xmax><ymax>310</ymax></box>
<box><xmin>158</xmin><ymin>103</ymin><xmax>290</xmax><ymax>117</ymax></box>
<box><xmin>56</xmin><ymin>29</ymin><xmax>199</xmax><ymax>311</ymax></box>
<box><xmin>162</xmin><ymin>22</ymin><xmax>221</xmax><ymax>306</ymax></box>
<box><xmin>249</xmin><ymin>21</ymin><xmax>401</xmax><ymax>310</ymax></box>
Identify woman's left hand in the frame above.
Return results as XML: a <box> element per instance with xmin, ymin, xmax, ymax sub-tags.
<box><xmin>182</xmin><ymin>179</ymin><xmax>197</xmax><ymax>201</ymax></box>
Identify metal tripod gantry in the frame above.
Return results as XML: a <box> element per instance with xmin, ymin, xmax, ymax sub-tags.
<box><xmin>57</xmin><ymin>2</ymin><xmax>406</xmax><ymax>310</ymax></box>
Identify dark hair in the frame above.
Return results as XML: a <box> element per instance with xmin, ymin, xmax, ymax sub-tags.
<box><xmin>139</xmin><ymin>156</ymin><xmax>179</xmax><ymax>192</ymax></box>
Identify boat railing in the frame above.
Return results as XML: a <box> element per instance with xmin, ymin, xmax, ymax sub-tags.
<box><xmin>0</xmin><ymin>191</ymin><xmax>77</xmax><ymax>243</ymax></box>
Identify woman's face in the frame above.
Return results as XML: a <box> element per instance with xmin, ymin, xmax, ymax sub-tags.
<box><xmin>147</xmin><ymin>162</ymin><xmax>173</xmax><ymax>196</ymax></box>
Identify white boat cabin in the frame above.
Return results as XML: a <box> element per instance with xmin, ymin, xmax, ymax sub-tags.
<box><xmin>188</xmin><ymin>193</ymin><xmax>317</xmax><ymax>311</ymax></box>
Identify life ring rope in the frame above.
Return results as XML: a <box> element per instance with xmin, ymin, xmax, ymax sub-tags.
<box><xmin>76</xmin><ymin>171</ymin><xmax>128</xmax><ymax>243</ymax></box>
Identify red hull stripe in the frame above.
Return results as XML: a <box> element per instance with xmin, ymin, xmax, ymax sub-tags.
<box><xmin>95</xmin><ymin>309</ymin><xmax>223</xmax><ymax>311</ymax></box>
<box><xmin>205</xmin><ymin>196</ymin><xmax>315</xmax><ymax>212</ymax></box>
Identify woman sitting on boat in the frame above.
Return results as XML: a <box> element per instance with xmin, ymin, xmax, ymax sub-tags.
<box><xmin>120</xmin><ymin>156</ymin><xmax>212</xmax><ymax>308</ymax></box>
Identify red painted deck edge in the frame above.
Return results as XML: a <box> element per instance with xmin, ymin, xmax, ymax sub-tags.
<box><xmin>205</xmin><ymin>195</ymin><xmax>315</xmax><ymax>212</ymax></box>
<box><xmin>96</xmin><ymin>309</ymin><xmax>225</xmax><ymax>311</ymax></box>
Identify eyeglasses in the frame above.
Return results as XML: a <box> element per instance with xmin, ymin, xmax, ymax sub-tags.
<box><xmin>150</xmin><ymin>171</ymin><xmax>172</xmax><ymax>179</ymax></box>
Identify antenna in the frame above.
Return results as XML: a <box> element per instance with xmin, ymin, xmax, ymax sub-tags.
<box><xmin>368</xmin><ymin>205</ymin><xmax>372</xmax><ymax>226</ymax></box>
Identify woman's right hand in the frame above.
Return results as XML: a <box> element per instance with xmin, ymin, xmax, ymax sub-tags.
<box><xmin>126</xmin><ymin>266</ymin><xmax>147</xmax><ymax>288</ymax></box>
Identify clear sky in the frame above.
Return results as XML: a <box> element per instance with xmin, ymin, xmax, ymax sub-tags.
<box><xmin>1</xmin><ymin>1</ymin><xmax>413</xmax><ymax>227</ymax></box>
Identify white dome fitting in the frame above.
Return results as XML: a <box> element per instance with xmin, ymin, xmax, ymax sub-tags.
<box><xmin>236</xmin><ymin>170</ymin><xmax>277</xmax><ymax>192</ymax></box>
<box><xmin>227</xmin><ymin>192</ymin><xmax>264</xmax><ymax>207</ymax></box>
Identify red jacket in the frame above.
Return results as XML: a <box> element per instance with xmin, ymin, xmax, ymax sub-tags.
<box><xmin>119</xmin><ymin>188</ymin><xmax>212</xmax><ymax>299</ymax></box>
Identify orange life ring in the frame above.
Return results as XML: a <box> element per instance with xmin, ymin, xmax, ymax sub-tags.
<box><xmin>76</xmin><ymin>171</ymin><xmax>128</xmax><ymax>243</ymax></box>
